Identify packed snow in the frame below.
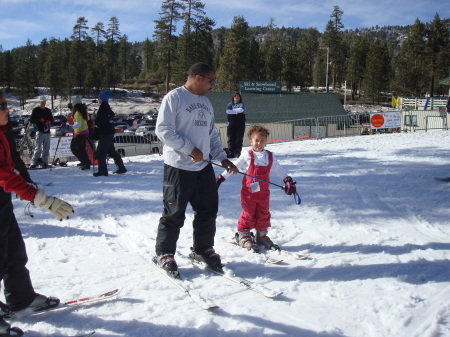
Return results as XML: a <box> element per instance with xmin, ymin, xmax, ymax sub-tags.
<box><xmin>5</xmin><ymin>113</ymin><xmax>450</xmax><ymax>336</ymax></box>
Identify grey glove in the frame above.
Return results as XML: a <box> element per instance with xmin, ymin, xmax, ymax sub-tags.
<box><xmin>33</xmin><ymin>188</ymin><xmax>74</xmax><ymax>221</ymax></box>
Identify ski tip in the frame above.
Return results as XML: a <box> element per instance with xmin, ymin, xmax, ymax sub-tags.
<box><xmin>266</xmin><ymin>258</ymin><xmax>283</xmax><ymax>264</ymax></box>
<box><xmin>102</xmin><ymin>288</ymin><xmax>123</xmax><ymax>296</ymax></box>
<box><xmin>434</xmin><ymin>177</ymin><xmax>450</xmax><ymax>182</ymax></box>
<box><xmin>270</xmin><ymin>291</ymin><xmax>284</xmax><ymax>298</ymax></box>
<box><xmin>75</xmin><ymin>331</ymin><xmax>96</xmax><ymax>337</ymax></box>
<box><xmin>78</xmin><ymin>332</ymin><xmax>95</xmax><ymax>337</ymax></box>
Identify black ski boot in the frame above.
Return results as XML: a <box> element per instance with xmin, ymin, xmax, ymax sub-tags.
<box><xmin>153</xmin><ymin>254</ymin><xmax>179</xmax><ymax>278</ymax></box>
<box><xmin>113</xmin><ymin>166</ymin><xmax>127</xmax><ymax>174</ymax></box>
<box><xmin>189</xmin><ymin>247</ymin><xmax>223</xmax><ymax>272</ymax></box>
<box><xmin>0</xmin><ymin>302</ymin><xmax>12</xmax><ymax>320</ymax></box>
<box><xmin>0</xmin><ymin>313</ymin><xmax>22</xmax><ymax>337</ymax></box>
<box><xmin>25</xmin><ymin>294</ymin><xmax>60</xmax><ymax>312</ymax></box>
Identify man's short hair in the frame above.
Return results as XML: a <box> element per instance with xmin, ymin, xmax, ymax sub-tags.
<box><xmin>188</xmin><ymin>62</ymin><xmax>214</xmax><ymax>78</ymax></box>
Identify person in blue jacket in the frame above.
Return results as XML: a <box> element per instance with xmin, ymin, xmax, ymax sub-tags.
<box><xmin>226</xmin><ymin>92</ymin><xmax>246</xmax><ymax>158</ymax></box>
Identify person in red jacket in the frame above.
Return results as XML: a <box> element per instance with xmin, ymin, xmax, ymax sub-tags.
<box><xmin>0</xmin><ymin>92</ymin><xmax>74</xmax><ymax>337</ymax></box>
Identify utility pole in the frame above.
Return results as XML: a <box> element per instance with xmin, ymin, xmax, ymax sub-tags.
<box><xmin>326</xmin><ymin>47</ymin><xmax>329</xmax><ymax>93</ymax></box>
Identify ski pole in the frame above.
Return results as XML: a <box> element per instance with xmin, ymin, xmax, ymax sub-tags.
<box><xmin>50</xmin><ymin>123</ymin><xmax>66</xmax><ymax>171</ymax></box>
<box><xmin>203</xmin><ymin>159</ymin><xmax>285</xmax><ymax>189</ymax></box>
<box><xmin>204</xmin><ymin>159</ymin><xmax>302</xmax><ymax>205</ymax></box>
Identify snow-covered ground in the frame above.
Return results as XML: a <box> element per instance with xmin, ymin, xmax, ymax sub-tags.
<box><xmin>5</xmin><ymin>129</ymin><xmax>449</xmax><ymax>337</ymax></box>
<box><xmin>4</xmin><ymin>94</ymin><xmax>450</xmax><ymax>336</ymax></box>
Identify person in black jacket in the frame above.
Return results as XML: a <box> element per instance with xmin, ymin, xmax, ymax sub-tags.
<box><xmin>225</xmin><ymin>92</ymin><xmax>246</xmax><ymax>158</ymax></box>
<box><xmin>92</xmin><ymin>90</ymin><xmax>126</xmax><ymax>177</ymax></box>
<box><xmin>29</xmin><ymin>96</ymin><xmax>54</xmax><ymax>169</ymax></box>
<box><xmin>5</xmin><ymin>114</ymin><xmax>33</xmax><ymax>184</ymax></box>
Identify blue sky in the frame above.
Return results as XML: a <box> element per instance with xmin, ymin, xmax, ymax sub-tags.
<box><xmin>1</xmin><ymin>0</ymin><xmax>448</xmax><ymax>51</ymax></box>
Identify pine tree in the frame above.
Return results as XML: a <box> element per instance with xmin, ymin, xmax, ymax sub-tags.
<box><xmin>427</xmin><ymin>13</ymin><xmax>450</xmax><ymax>96</ymax></box>
<box><xmin>346</xmin><ymin>36</ymin><xmax>369</xmax><ymax>100</ymax></box>
<box><xmin>282</xmin><ymin>35</ymin><xmax>299</xmax><ymax>92</ymax></box>
<box><xmin>261</xmin><ymin>18</ymin><xmax>282</xmax><ymax>82</ymax></box>
<box><xmin>0</xmin><ymin>50</ymin><xmax>13</xmax><ymax>91</ymax></box>
<box><xmin>392</xmin><ymin>18</ymin><xmax>428</xmax><ymax>96</ymax></box>
<box><xmin>69</xmin><ymin>17</ymin><xmax>91</xmax><ymax>93</ymax></box>
<box><xmin>71</xmin><ymin>17</ymin><xmax>90</xmax><ymax>41</ymax></box>
<box><xmin>297</xmin><ymin>28</ymin><xmax>320</xmax><ymax>89</ymax></box>
<box><xmin>104</xmin><ymin>17</ymin><xmax>122</xmax><ymax>89</ymax></box>
<box><xmin>153</xmin><ymin>0</ymin><xmax>184</xmax><ymax>93</ymax></box>
<box><xmin>363</xmin><ymin>40</ymin><xmax>390</xmax><ymax>104</ymax></box>
<box><xmin>216</xmin><ymin>16</ymin><xmax>251</xmax><ymax>91</ymax></box>
<box><xmin>91</xmin><ymin>22</ymin><xmax>106</xmax><ymax>46</ymax></box>
<box><xmin>43</xmin><ymin>38</ymin><xmax>65</xmax><ymax>107</ymax></box>
<box><xmin>13</xmin><ymin>40</ymin><xmax>37</xmax><ymax>108</ymax></box>
<box><xmin>142</xmin><ymin>38</ymin><xmax>157</xmax><ymax>77</ymax></box>
<box><xmin>246</xmin><ymin>37</ymin><xmax>264</xmax><ymax>81</ymax></box>
<box><xmin>173</xmin><ymin>1</ymin><xmax>215</xmax><ymax>84</ymax></box>
<box><xmin>322</xmin><ymin>6</ymin><xmax>346</xmax><ymax>90</ymax></box>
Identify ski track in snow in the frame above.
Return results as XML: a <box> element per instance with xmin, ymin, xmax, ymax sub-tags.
<box><xmin>5</xmin><ymin>131</ymin><xmax>450</xmax><ymax>336</ymax></box>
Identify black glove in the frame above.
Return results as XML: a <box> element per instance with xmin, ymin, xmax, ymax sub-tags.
<box><xmin>216</xmin><ymin>174</ymin><xmax>225</xmax><ymax>188</ymax></box>
<box><xmin>283</xmin><ymin>176</ymin><xmax>296</xmax><ymax>196</ymax></box>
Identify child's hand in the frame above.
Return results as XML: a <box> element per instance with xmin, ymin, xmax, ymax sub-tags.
<box><xmin>283</xmin><ymin>176</ymin><xmax>296</xmax><ymax>195</ymax></box>
<box><xmin>216</xmin><ymin>175</ymin><xmax>225</xmax><ymax>188</ymax></box>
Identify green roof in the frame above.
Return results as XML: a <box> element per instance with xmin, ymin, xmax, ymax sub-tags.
<box><xmin>208</xmin><ymin>92</ymin><xmax>346</xmax><ymax>123</ymax></box>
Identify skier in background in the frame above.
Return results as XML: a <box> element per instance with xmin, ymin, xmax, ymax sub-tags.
<box><xmin>92</xmin><ymin>90</ymin><xmax>126</xmax><ymax>177</ymax></box>
<box><xmin>29</xmin><ymin>96</ymin><xmax>54</xmax><ymax>169</ymax></box>
<box><xmin>69</xmin><ymin>96</ymin><xmax>91</xmax><ymax>170</ymax></box>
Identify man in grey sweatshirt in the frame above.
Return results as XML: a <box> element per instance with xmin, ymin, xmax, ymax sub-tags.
<box><xmin>154</xmin><ymin>62</ymin><xmax>237</xmax><ymax>275</ymax></box>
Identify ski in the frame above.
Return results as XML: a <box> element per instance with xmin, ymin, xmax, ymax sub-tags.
<box><xmin>434</xmin><ymin>176</ymin><xmax>450</xmax><ymax>182</ymax></box>
<box><xmin>178</xmin><ymin>252</ymin><xmax>283</xmax><ymax>299</ymax></box>
<box><xmin>269</xmin><ymin>249</ymin><xmax>312</xmax><ymax>261</ymax></box>
<box><xmin>150</xmin><ymin>256</ymin><xmax>218</xmax><ymax>310</ymax></box>
<box><xmin>11</xmin><ymin>288</ymin><xmax>121</xmax><ymax>319</ymax></box>
<box><xmin>52</xmin><ymin>331</ymin><xmax>95</xmax><ymax>337</ymax></box>
<box><xmin>221</xmin><ymin>237</ymin><xmax>283</xmax><ymax>264</ymax></box>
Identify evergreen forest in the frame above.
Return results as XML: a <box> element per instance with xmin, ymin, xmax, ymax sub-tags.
<box><xmin>0</xmin><ymin>1</ymin><xmax>449</xmax><ymax>107</ymax></box>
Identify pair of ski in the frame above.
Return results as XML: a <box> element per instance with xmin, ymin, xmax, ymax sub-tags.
<box><xmin>151</xmin><ymin>253</ymin><xmax>282</xmax><ymax>310</ymax></box>
<box><xmin>222</xmin><ymin>237</ymin><xmax>311</xmax><ymax>264</ymax></box>
<box><xmin>9</xmin><ymin>288</ymin><xmax>121</xmax><ymax>337</ymax></box>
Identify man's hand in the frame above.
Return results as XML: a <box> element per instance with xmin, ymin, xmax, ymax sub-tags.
<box><xmin>221</xmin><ymin>159</ymin><xmax>238</xmax><ymax>174</ymax></box>
<box><xmin>189</xmin><ymin>147</ymin><xmax>204</xmax><ymax>162</ymax></box>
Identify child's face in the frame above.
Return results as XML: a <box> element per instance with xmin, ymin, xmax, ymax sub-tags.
<box><xmin>250</xmin><ymin>132</ymin><xmax>267</xmax><ymax>152</ymax></box>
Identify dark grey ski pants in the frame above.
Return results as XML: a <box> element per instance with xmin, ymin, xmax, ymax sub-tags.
<box><xmin>155</xmin><ymin>163</ymin><xmax>218</xmax><ymax>255</ymax></box>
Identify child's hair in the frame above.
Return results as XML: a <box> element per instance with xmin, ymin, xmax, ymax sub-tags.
<box><xmin>247</xmin><ymin>125</ymin><xmax>270</xmax><ymax>139</ymax></box>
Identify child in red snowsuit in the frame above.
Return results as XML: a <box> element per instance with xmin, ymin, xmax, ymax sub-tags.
<box><xmin>217</xmin><ymin>125</ymin><xmax>296</xmax><ymax>251</ymax></box>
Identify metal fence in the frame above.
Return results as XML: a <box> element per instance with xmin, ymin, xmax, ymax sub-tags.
<box><xmin>216</xmin><ymin>109</ymin><xmax>448</xmax><ymax>147</ymax></box>
<box><xmin>18</xmin><ymin>109</ymin><xmax>448</xmax><ymax>162</ymax></box>
<box><xmin>17</xmin><ymin>132</ymin><xmax>163</xmax><ymax>165</ymax></box>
